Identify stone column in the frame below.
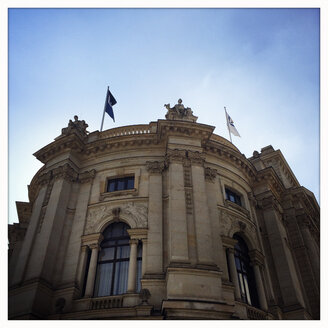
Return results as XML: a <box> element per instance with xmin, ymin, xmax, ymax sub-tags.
<box><xmin>189</xmin><ymin>151</ymin><xmax>215</xmax><ymax>265</ymax></box>
<box><xmin>127</xmin><ymin>239</ymin><xmax>138</xmax><ymax>293</ymax></box>
<box><xmin>260</xmin><ymin>196</ymin><xmax>305</xmax><ymax>308</ymax></box>
<box><xmin>61</xmin><ymin>170</ymin><xmax>96</xmax><ymax>287</ymax></box>
<box><xmin>166</xmin><ymin>149</ymin><xmax>189</xmax><ymax>263</ymax></box>
<box><xmin>11</xmin><ymin>172</ymin><xmax>50</xmax><ymax>285</ymax></box>
<box><xmin>76</xmin><ymin>245</ymin><xmax>89</xmax><ymax>291</ymax></box>
<box><xmin>141</xmin><ymin>239</ymin><xmax>147</xmax><ymax>277</ymax></box>
<box><xmin>227</xmin><ymin>247</ymin><xmax>242</xmax><ymax>301</ymax></box>
<box><xmin>24</xmin><ymin>164</ymin><xmax>77</xmax><ymax>283</ymax></box>
<box><xmin>146</xmin><ymin>161</ymin><xmax>164</xmax><ymax>274</ymax></box>
<box><xmin>253</xmin><ymin>264</ymin><xmax>268</xmax><ymax>311</ymax></box>
<box><xmin>84</xmin><ymin>244</ymin><xmax>100</xmax><ymax>298</ymax></box>
<box><xmin>299</xmin><ymin>217</ymin><xmax>320</xmax><ymax>287</ymax></box>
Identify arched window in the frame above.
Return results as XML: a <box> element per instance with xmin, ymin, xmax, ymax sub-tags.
<box><xmin>94</xmin><ymin>222</ymin><xmax>131</xmax><ymax>297</ymax></box>
<box><xmin>233</xmin><ymin>234</ymin><xmax>259</xmax><ymax>308</ymax></box>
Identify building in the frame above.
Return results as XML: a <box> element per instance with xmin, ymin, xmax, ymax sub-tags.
<box><xmin>8</xmin><ymin>100</ymin><xmax>320</xmax><ymax>319</ymax></box>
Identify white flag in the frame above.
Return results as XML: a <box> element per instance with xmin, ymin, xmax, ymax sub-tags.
<box><xmin>225</xmin><ymin>108</ymin><xmax>241</xmax><ymax>137</ymax></box>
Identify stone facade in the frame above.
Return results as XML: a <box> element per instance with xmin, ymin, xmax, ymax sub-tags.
<box><xmin>8</xmin><ymin>101</ymin><xmax>319</xmax><ymax>319</ymax></box>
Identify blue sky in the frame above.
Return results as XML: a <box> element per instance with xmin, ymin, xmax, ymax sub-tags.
<box><xmin>8</xmin><ymin>8</ymin><xmax>320</xmax><ymax>224</ymax></box>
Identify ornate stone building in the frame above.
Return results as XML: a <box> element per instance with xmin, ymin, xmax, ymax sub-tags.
<box><xmin>8</xmin><ymin>101</ymin><xmax>320</xmax><ymax>319</ymax></box>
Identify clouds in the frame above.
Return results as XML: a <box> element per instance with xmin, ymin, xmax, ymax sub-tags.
<box><xmin>8</xmin><ymin>8</ymin><xmax>320</xmax><ymax>223</ymax></box>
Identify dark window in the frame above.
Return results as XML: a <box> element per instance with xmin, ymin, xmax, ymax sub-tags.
<box><xmin>233</xmin><ymin>234</ymin><xmax>259</xmax><ymax>308</ymax></box>
<box><xmin>94</xmin><ymin>222</ymin><xmax>131</xmax><ymax>297</ymax></box>
<box><xmin>107</xmin><ymin>176</ymin><xmax>135</xmax><ymax>192</ymax></box>
<box><xmin>225</xmin><ymin>188</ymin><xmax>242</xmax><ymax>206</ymax></box>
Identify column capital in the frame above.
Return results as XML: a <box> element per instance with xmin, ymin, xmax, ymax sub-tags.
<box><xmin>204</xmin><ymin>167</ymin><xmax>217</xmax><ymax>182</ymax></box>
<box><xmin>127</xmin><ymin>228</ymin><xmax>148</xmax><ymax>240</ymax></box>
<box><xmin>249</xmin><ymin>249</ymin><xmax>265</xmax><ymax>267</ymax></box>
<box><xmin>188</xmin><ymin>150</ymin><xmax>205</xmax><ymax>166</ymax></box>
<box><xmin>129</xmin><ymin>239</ymin><xmax>139</xmax><ymax>246</ymax></box>
<box><xmin>221</xmin><ymin>235</ymin><xmax>238</xmax><ymax>249</ymax></box>
<box><xmin>78</xmin><ymin>169</ymin><xmax>96</xmax><ymax>184</ymax></box>
<box><xmin>37</xmin><ymin>171</ymin><xmax>53</xmax><ymax>187</ymax></box>
<box><xmin>81</xmin><ymin>233</ymin><xmax>103</xmax><ymax>247</ymax></box>
<box><xmin>165</xmin><ymin>149</ymin><xmax>187</xmax><ymax>164</ymax></box>
<box><xmin>81</xmin><ymin>245</ymin><xmax>89</xmax><ymax>252</ymax></box>
<box><xmin>146</xmin><ymin>161</ymin><xmax>165</xmax><ymax>174</ymax></box>
<box><xmin>52</xmin><ymin>163</ymin><xmax>78</xmax><ymax>182</ymax></box>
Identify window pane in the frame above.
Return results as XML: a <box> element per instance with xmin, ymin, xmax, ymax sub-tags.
<box><xmin>127</xmin><ymin>177</ymin><xmax>134</xmax><ymax>189</ymax></box>
<box><xmin>113</xmin><ymin>261</ymin><xmax>129</xmax><ymax>295</ymax></box>
<box><xmin>94</xmin><ymin>263</ymin><xmax>113</xmax><ymax>297</ymax></box>
<box><xmin>107</xmin><ymin>180</ymin><xmax>116</xmax><ymax>192</ymax></box>
<box><xmin>117</xmin><ymin>245</ymin><xmax>130</xmax><ymax>259</ymax></box>
<box><xmin>243</xmin><ymin>276</ymin><xmax>252</xmax><ymax>305</ymax></box>
<box><xmin>99</xmin><ymin>247</ymin><xmax>115</xmax><ymax>261</ymax></box>
<box><xmin>117</xmin><ymin>179</ymin><xmax>125</xmax><ymax>190</ymax></box>
<box><xmin>235</xmin><ymin>257</ymin><xmax>241</xmax><ymax>271</ymax></box>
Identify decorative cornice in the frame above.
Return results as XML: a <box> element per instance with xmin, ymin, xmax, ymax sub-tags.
<box><xmin>146</xmin><ymin>161</ymin><xmax>165</xmax><ymax>174</ymax></box>
<box><xmin>78</xmin><ymin>169</ymin><xmax>96</xmax><ymax>184</ymax></box>
<box><xmin>204</xmin><ymin>167</ymin><xmax>217</xmax><ymax>182</ymax></box>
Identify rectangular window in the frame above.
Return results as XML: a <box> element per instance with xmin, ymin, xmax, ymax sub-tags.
<box><xmin>106</xmin><ymin>176</ymin><xmax>135</xmax><ymax>193</ymax></box>
<box><xmin>225</xmin><ymin>188</ymin><xmax>242</xmax><ymax>206</ymax></box>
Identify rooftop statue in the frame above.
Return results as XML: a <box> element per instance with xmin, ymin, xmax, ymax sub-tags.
<box><xmin>61</xmin><ymin>115</ymin><xmax>89</xmax><ymax>137</ymax></box>
<box><xmin>164</xmin><ymin>99</ymin><xmax>198</xmax><ymax>122</ymax></box>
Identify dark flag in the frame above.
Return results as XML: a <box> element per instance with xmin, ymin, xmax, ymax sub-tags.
<box><xmin>104</xmin><ymin>87</ymin><xmax>117</xmax><ymax>122</ymax></box>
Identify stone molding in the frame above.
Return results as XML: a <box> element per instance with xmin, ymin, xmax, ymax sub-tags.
<box><xmin>249</xmin><ymin>249</ymin><xmax>265</xmax><ymax>267</ymax></box>
<box><xmin>81</xmin><ymin>233</ymin><xmax>104</xmax><ymax>247</ymax></box>
<box><xmin>219</xmin><ymin>207</ymin><xmax>258</xmax><ymax>249</ymax></box>
<box><xmin>221</xmin><ymin>235</ymin><xmax>238</xmax><ymax>249</ymax></box>
<box><xmin>85</xmin><ymin>202</ymin><xmax>148</xmax><ymax>234</ymax></box>
<box><xmin>146</xmin><ymin>161</ymin><xmax>165</xmax><ymax>174</ymax></box>
<box><xmin>205</xmin><ymin>167</ymin><xmax>217</xmax><ymax>182</ymax></box>
<box><xmin>52</xmin><ymin>163</ymin><xmax>78</xmax><ymax>182</ymax></box>
<box><xmin>165</xmin><ymin>149</ymin><xmax>187</xmax><ymax>164</ymax></box>
<box><xmin>224</xmin><ymin>199</ymin><xmax>250</xmax><ymax>218</ymax></box>
<box><xmin>37</xmin><ymin>171</ymin><xmax>52</xmax><ymax>187</ymax></box>
<box><xmin>188</xmin><ymin>150</ymin><xmax>205</xmax><ymax>166</ymax></box>
<box><xmin>78</xmin><ymin>169</ymin><xmax>96</xmax><ymax>184</ymax></box>
<box><xmin>127</xmin><ymin>228</ymin><xmax>148</xmax><ymax>240</ymax></box>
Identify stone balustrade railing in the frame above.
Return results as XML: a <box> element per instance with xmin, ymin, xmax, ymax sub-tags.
<box><xmin>246</xmin><ymin>306</ymin><xmax>268</xmax><ymax>320</ymax></box>
<box><xmin>90</xmin><ymin>296</ymin><xmax>124</xmax><ymax>310</ymax></box>
<box><xmin>100</xmin><ymin>125</ymin><xmax>153</xmax><ymax>139</ymax></box>
<box><xmin>210</xmin><ymin>134</ymin><xmax>239</xmax><ymax>151</ymax></box>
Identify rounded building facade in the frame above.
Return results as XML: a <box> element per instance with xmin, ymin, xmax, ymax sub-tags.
<box><xmin>8</xmin><ymin>101</ymin><xmax>320</xmax><ymax>319</ymax></box>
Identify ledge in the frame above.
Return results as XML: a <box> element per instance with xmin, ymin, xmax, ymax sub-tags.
<box><xmin>99</xmin><ymin>189</ymin><xmax>138</xmax><ymax>201</ymax></box>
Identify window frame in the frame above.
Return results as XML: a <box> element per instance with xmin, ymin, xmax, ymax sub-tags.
<box><xmin>225</xmin><ymin>187</ymin><xmax>242</xmax><ymax>207</ymax></box>
<box><xmin>106</xmin><ymin>175</ymin><xmax>135</xmax><ymax>193</ymax></box>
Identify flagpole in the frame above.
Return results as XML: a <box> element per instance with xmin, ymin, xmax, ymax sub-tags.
<box><xmin>224</xmin><ymin>107</ymin><xmax>232</xmax><ymax>143</ymax></box>
<box><xmin>100</xmin><ymin>86</ymin><xmax>108</xmax><ymax>132</ymax></box>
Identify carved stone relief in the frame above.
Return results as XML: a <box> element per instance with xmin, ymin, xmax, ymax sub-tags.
<box><xmin>219</xmin><ymin>208</ymin><xmax>258</xmax><ymax>248</ymax></box>
<box><xmin>85</xmin><ymin>202</ymin><xmax>148</xmax><ymax>234</ymax></box>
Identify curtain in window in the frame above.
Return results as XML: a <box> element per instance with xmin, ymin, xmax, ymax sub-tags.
<box><xmin>233</xmin><ymin>234</ymin><xmax>259</xmax><ymax>308</ymax></box>
<box><xmin>94</xmin><ymin>222</ymin><xmax>131</xmax><ymax>297</ymax></box>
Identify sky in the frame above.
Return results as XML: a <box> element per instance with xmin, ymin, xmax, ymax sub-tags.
<box><xmin>7</xmin><ymin>7</ymin><xmax>321</xmax><ymax>225</ymax></box>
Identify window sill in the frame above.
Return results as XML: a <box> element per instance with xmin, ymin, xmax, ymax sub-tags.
<box><xmin>99</xmin><ymin>189</ymin><xmax>138</xmax><ymax>201</ymax></box>
<box><xmin>224</xmin><ymin>199</ymin><xmax>250</xmax><ymax>218</ymax></box>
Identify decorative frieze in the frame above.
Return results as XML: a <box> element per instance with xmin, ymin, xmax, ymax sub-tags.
<box><xmin>85</xmin><ymin>202</ymin><xmax>148</xmax><ymax>234</ymax></box>
<box><xmin>205</xmin><ymin>167</ymin><xmax>217</xmax><ymax>182</ymax></box>
<box><xmin>146</xmin><ymin>161</ymin><xmax>165</xmax><ymax>174</ymax></box>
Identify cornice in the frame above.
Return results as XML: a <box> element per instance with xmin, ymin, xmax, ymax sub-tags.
<box><xmin>34</xmin><ymin>133</ymin><xmax>85</xmax><ymax>164</ymax></box>
<box><xmin>253</xmin><ymin>167</ymin><xmax>285</xmax><ymax>199</ymax></box>
<box><xmin>204</xmin><ymin>141</ymin><xmax>257</xmax><ymax>183</ymax></box>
